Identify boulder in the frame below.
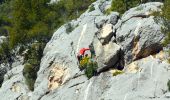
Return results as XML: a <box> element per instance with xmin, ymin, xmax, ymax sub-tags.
<box><xmin>121</xmin><ymin>2</ymin><xmax>163</xmax><ymax>22</ymax></box>
<box><xmin>109</xmin><ymin>12</ymin><xmax>119</xmax><ymax>25</ymax></box>
<box><xmin>116</xmin><ymin>2</ymin><xmax>164</xmax><ymax>64</ymax></box>
<box><xmin>93</xmin><ymin>37</ymin><xmax>121</xmax><ymax>73</ymax></box>
<box><xmin>97</xmin><ymin>24</ymin><xmax>115</xmax><ymax>45</ymax></box>
<box><xmin>95</xmin><ymin>12</ymin><xmax>119</xmax><ymax>29</ymax></box>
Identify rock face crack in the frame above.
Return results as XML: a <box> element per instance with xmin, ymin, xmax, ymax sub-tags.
<box><xmin>15</xmin><ymin>94</ymin><xmax>22</xmax><ymax>100</ymax></box>
<box><xmin>37</xmin><ymin>91</ymin><xmax>50</xmax><ymax>100</ymax></box>
<box><xmin>69</xmin><ymin>81</ymin><xmax>85</xmax><ymax>88</ymax></box>
<box><xmin>123</xmin><ymin>14</ymin><xmax>150</xmax><ymax>23</ymax></box>
<box><xmin>61</xmin><ymin>72</ymin><xmax>85</xmax><ymax>86</ymax></box>
<box><xmin>119</xmin><ymin>14</ymin><xmax>151</xmax><ymax>29</ymax></box>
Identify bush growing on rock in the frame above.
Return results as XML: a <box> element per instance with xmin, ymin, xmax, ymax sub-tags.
<box><xmin>79</xmin><ymin>56</ymin><xmax>98</xmax><ymax>79</ymax></box>
<box><xmin>23</xmin><ymin>42</ymin><xmax>45</xmax><ymax>91</ymax></box>
<box><xmin>65</xmin><ymin>23</ymin><xmax>74</xmax><ymax>34</ymax></box>
<box><xmin>0</xmin><ymin>41</ymin><xmax>12</xmax><ymax>64</ymax></box>
<box><xmin>85</xmin><ymin>61</ymin><xmax>98</xmax><ymax>79</ymax></box>
<box><xmin>88</xmin><ymin>4</ymin><xmax>95</xmax><ymax>12</ymax></box>
<box><xmin>23</xmin><ymin>63</ymin><xmax>36</xmax><ymax>91</ymax></box>
<box><xmin>0</xmin><ymin>0</ymin><xmax>11</xmax><ymax>36</ymax></box>
<box><xmin>110</xmin><ymin>0</ymin><xmax>140</xmax><ymax>14</ymax></box>
<box><xmin>167</xmin><ymin>80</ymin><xmax>170</xmax><ymax>91</ymax></box>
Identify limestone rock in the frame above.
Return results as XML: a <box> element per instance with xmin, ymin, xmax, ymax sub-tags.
<box><xmin>93</xmin><ymin>37</ymin><xmax>121</xmax><ymax>73</ymax></box>
<box><xmin>97</xmin><ymin>24</ymin><xmax>114</xmax><ymax>45</ymax></box>
<box><xmin>39</xmin><ymin>56</ymin><xmax>170</xmax><ymax>100</ymax></box>
<box><xmin>0</xmin><ymin>1</ymin><xmax>169</xmax><ymax>100</ymax></box>
<box><xmin>0</xmin><ymin>65</ymin><xmax>30</xmax><ymax>100</ymax></box>
<box><xmin>109</xmin><ymin>12</ymin><xmax>119</xmax><ymax>25</ymax></box>
<box><xmin>116</xmin><ymin>2</ymin><xmax>164</xmax><ymax>64</ymax></box>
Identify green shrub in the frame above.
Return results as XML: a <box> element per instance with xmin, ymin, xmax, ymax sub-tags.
<box><xmin>109</xmin><ymin>0</ymin><xmax>164</xmax><ymax>15</ymax></box>
<box><xmin>23</xmin><ymin>63</ymin><xmax>36</xmax><ymax>91</ymax></box>
<box><xmin>167</xmin><ymin>80</ymin><xmax>170</xmax><ymax>91</ymax></box>
<box><xmin>79</xmin><ymin>56</ymin><xmax>98</xmax><ymax>79</ymax></box>
<box><xmin>23</xmin><ymin>42</ymin><xmax>45</xmax><ymax>91</ymax></box>
<box><xmin>4</xmin><ymin>0</ymin><xmax>95</xmax><ymax>48</ymax></box>
<box><xmin>0</xmin><ymin>41</ymin><xmax>12</xmax><ymax>64</ymax></box>
<box><xmin>110</xmin><ymin>0</ymin><xmax>126</xmax><ymax>14</ymax></box>
<box><xmin>0</xmin><ymin>0</ymin><xmax>11</xmax><ymax>36</ymax></box>
<box><xmin>110</xmin><ymin>0</ymin><xmax>140</xmax><ymax>14</ymax></box>
<box><xmin>85</xmin><ymin>61</ymin><xmax>98</xmax><ymax>79</ymax></box>
<box><xmin>162</xmin><ymin>0</ymin><xmax>170</xmax><ymax>44</ymax></box>
<box><xmin>65</xmin><ymin>23</ymin><xmax>74</xmax><ymax>34</ymax></box>
<box><xmin>88</xmin><ymin>4</ymin><xmax>95</xmax><ymax>12</ymax></box>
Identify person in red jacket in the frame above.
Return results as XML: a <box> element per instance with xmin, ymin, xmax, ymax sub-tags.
<box><xmin>77</xmin><ymin>48</ymin><xmax>90</xmax><ymax>63</ymax></box>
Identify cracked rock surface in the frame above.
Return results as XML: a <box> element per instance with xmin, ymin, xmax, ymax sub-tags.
<box><xmin>0</xmin><ymin>0</ymin><xmax>169</xmax><ymax>100</ymax></box>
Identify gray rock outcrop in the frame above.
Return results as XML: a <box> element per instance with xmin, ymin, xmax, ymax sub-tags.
<box><xmin>38</xmin><ymin>56</ymin><xmax>170</xmax><ymax>100</ymax></box>
<box><xmin>0</xmin><ymin>1</ymin><xmax>169</xmax><ymax>100</ymax></box>
<box><xmin>116</xmin><ymin>2</ymin><xmax>165</xmax><ymax>64</ymax></box>
<box><xmin>0</xmin><ymin>65</ymin><xmax>30</xmax><ymax>100</ymax></box>
<box><xmin>31</xmin><ymin>0</ymin><xmax>120</xmax><ymax>99</ymax></box>
<box><xmin>93</xmin><ymin>37</ymin><xmax>120</xmax><ymax>73</ymax></box>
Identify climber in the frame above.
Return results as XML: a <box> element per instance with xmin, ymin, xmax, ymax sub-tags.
<box><xmin>77</xmin><ymin>48</ymin><xmax>90</xmax><ymax>63</ymax></box>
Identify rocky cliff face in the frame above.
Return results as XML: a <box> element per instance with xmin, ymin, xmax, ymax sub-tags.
<box><xmin>0</xmin><ymin>0</ymin><xmax>170</xmax><ymax>100</ymax></box>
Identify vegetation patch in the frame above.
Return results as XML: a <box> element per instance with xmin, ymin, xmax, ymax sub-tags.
<box><xmin>85</xmin><ymin>61</ymin><xmax>98</xmax><ymax>79</ymax></box>
<box><xmin>162</xmin><ymin>0</ymin><xmax>170</xmax><ymax>47</ymax></box>
<box><xmin>65</xmin><ymin>23</ymin><xmax>74</xmax><ymax>34</ymax></box>
<box><xmin>79</xmin><ymin>56</ymin><xmax>98</xmax><ymax>79</ymax></box>
<box><xmin>167</xmin><ymin>80</ymin><xmax>170</xmax><ymax>91</ymax></box>
<box><xmin>109</xmin><ymin>0</ymin><xmax>162</xmax><ymax>14</ymax></box>
<box><xmin>0</xmin><ymin>41</ymin><xmax>12</xmax><ymax>64</ymax></box>
<box><xmin>23</xmin><ymin>42</ymin><xmax>45</xmax><ymax>91</ymax></box>
<box><xmin>112</xmin><ymin>70</ymin><xmax>124</xmax><ymax>76</ymax></box>
<box><xmin>104</xmin><ymin>8</ymin><xmax>112</xmax><ymax>15</ymax></box>
<box><xmin>23</xmin><ymin>63</ymin><xmax>36</xmax><ymax>91</ymax></box>
<box><xmin>88</xmin><ymin>4</ymin><xmax>95</xmax><ymax>12</ymax></box>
